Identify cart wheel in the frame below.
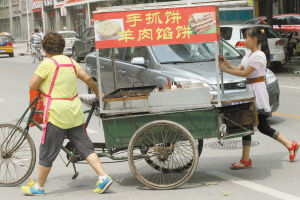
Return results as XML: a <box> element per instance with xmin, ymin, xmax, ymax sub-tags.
<box><xmin>0</xmin><ymin>123</ymin><xmax>36</xmax><ymax>186</ymax></box>
<box><xmin>141</xmin><ymin>139</ymin><xmax>203</xmax><ymax>173</ymax></box>
<box><xmin>128</xmin><ymin>120</ymin><xmax>198</xmax><ymax>189</ymax></box>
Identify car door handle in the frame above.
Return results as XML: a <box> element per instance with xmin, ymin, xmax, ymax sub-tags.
<box><xmin>118</xmin><ymin>69</ymin><xmax>126</xmax><ymax>74</ymax></box>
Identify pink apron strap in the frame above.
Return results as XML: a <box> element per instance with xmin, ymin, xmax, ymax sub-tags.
<box><xmin>41</xmin><ymin>65</ymin><xmax>60</xmax><ymax>144</ymax></box>
<box><xmin>69</xmin><ymin>57</ymin><xmax>77</xmax><ymax>76</ymax></box>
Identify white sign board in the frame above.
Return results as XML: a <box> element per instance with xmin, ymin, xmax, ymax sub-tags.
<box><xmin>60</xmin><ymin>6</ymin><xmax>67</xmax><ymax>16</ymax></box>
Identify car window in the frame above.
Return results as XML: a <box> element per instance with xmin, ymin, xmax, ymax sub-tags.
<box><xmin>125</xmin><ymin>46</ymin><xmax>149</xmax><ymax>62</ymax></box>
<box><xmin>202</xmin><ymin>41</ymin><xmax>242</xmax><ymax>60</ymax></box>
<box><xmin>289</xmin><ymin>16</ymin><xmax>300</xmax><ymax>25</ymax></box>
<box><xmin>87</xmin><ymin>28</ymin><xmax>95</xmax><ymax>38</ymax></box>
<box><xmin>241</xmin><ymin>27</ymin><xmax>277</xmax><ymax>38</ymax></box>
<box><xmin>273</xmin><ymin>17</ymin><xmax>288</xmax><ymax>25</ymax></box>
<box><xmin>81</xmin><ymin>29</ymin><xmax>89</xmax><ymax>40</ymax></box>
<box><xmin>220</xmin><ymin>27</ymin><xmax>233</xmax><ymax>40</ymax></box>
<box><xmin>0</xmin><ymin>37</ymin><xmax>9</xmax><ymax>42</ymax></box>
<box><xmin>99</xmin><ymin>49</ymin><xmax>110</xmax><ymax>58</ymax></box>
<box><xmin>151</xmin><ymin>43</ymin><xmax>214</xmax><ymax>63</ymax></box>
<box><xmin>114</xmin><ymin>48</ymin><xmax>126</xmax><ymax>60</ymax></box>
<box><xmin>60</xmin><ymin>32</ymin><xmax>77</xmax><ymax>38</ymax></box>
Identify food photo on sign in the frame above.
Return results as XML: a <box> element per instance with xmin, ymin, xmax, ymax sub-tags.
<box><xmin>94</xmin><ymin>19</ymin><xmax>124</xmax><ymax>41</ymax></box>
<box><xmin>189</xmin><ymin>12</ymin><xmax>217</xmax><ymax>35</ymax></box>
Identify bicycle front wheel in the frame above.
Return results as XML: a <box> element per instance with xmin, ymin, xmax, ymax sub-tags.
<box><xmin>0</xmin><ymin>123</ymin><xmax>36</xmax><ymax>186</ymax></box>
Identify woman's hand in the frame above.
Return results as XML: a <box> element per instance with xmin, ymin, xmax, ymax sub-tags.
<box><xmin>218</xmin><ymin>55</ymin><xmax>229</xmax><ymax>66</ymax></box>
<box><xmin>219</xmin><ymin>61</ymin><xmax>228</xmax><ymax>72</ymax></box>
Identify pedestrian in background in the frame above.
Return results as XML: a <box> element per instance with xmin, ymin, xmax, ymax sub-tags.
<box><xmin>218</xmin><ymin>27</ymin><xmax>299</xmax><ymax>169</ymax></box>
<box><xmin>21</xmin><ymin>32</ymin><xmax>113</xmax><ymax>195</ymax></box>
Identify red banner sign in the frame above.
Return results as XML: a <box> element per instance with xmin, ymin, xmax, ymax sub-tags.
<box><xmin>93</xmin><ymin>6</ymin><xmax>220</xmax><ymax>49</ymax></box>
<box><xmin>65</xmin><ymin>0</ymin><xmax>85</xmax><ymax>6</ymax></box>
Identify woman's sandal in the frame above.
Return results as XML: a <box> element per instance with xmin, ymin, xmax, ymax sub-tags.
<box><xmin>230</xmin><ymin>159</ymin><xmax>252</xmax><ymax>170</ymax></box>
<box><xmin>288</xmin><ymin>141</ymin><xmax>299</xmax><ymax>162</ymax></box>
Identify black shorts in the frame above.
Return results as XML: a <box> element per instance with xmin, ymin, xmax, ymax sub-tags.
<box><xmin>39</xmin><ymin>122</ymin><xmax>94</xmax><ymax>167</ymax></box>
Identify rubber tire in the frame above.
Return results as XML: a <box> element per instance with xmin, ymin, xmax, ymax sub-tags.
<box><xmin>9</xmin><ymin>53</ymin><xmax>14</xmax><ymax>57</ymax></box>
<box><xmin>0</xmin><ymin>123</ymin><xmax>36</xmax><ymax>186</ymax></box>
<box><xmin>128</xmin><ymin>120</ymin><xmax>199</xmax><ymax>190</ymax></box>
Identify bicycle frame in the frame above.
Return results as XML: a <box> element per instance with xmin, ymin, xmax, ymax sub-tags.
<box><xmin>0</xmin><ymin>93</ymin><xmax>97</xmax><ymax>159</ymax></box>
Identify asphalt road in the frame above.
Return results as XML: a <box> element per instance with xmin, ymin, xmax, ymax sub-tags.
<box><xmin>0</xmin><ymin>53</ymin><xmax>300</xmax><ymax>200</ymax></box>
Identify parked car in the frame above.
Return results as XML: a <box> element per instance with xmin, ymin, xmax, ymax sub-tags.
<box><xmin>244</xmin><ymin>14</ymin><xmax>300</xmax><ymax>36</ymax></box>
<box><xmin>0</xmin><ymin>36</ymin><xmax>14</xmax><ymax>57</ymax></box>
<box><xmin>85</xmin><ymin>40</ymin><xmax>280</xmax><ymax>113</ymax></box>
<box><xmin>58</xmin><ymin>31</ymin><xmax>79</xmax><ymax>56</ymax></box>
<box><xmin>0</xmin><ymin>32</ymin><xmax>14</xmax><ymax>43</ymax></box>
<box><xmin>245</xmin><ymin>14</ymin><xmax>300</xmax><ymax>55</ymax></box>
<box><xmin>72</xmin><ymin>27</ymin><xmax>95</xmax><ymax>62</ymax></box>
<box><xmin>220</xmin><ymin>24</ymin><xmax>286</xmax><ymax>67</ymax></box>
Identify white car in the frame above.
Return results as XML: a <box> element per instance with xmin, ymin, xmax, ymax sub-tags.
<box><xmin>58</xmin><ymin>31</ymin><xmax>79</xmax><ymax>56</ymax></box>
<box><xmin>220</xmin><ymin>24</ymin><xmax>286</xmax><ymax>67</ymax></box>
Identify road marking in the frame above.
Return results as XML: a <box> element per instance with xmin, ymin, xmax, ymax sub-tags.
<box><xmin>273</xmin><ymin>112</ymin><xmax>300</xmax><ymax>119</ymax></box>
<box><xmin>208</xmin><ymin>171</ymin><xmax>300</xmax><ymax>200</ymax></box>
<box><xmin>280</xmin><ymin>85</ymin><xmax>300</xmax><ymax>90</ymax></box>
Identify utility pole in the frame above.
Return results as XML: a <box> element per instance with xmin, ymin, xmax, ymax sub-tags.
<box><xmin>87</xmin><ymin>0</ymin><xmax>91</xmax><ymax>27</ymax></box>
<box><xmin>26</xmin><ymin>0</ymin><xmax>31</xmax><ymax>41</ymax></box>
<box><xmin>9</xmin><ymin>0</ymin><xmax>14</xmax><ymax>35</ymax></box>
<box><xmin>41</xmin><ymin>1</ymin><xmax>46</xmax><ymax>33</ymax></box>
<box><xmin>266</xmin><ymin>0</ymin><xmax>273</xmax><ymax>26</ymax></box>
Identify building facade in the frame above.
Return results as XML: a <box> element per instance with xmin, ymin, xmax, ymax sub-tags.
<box><xmin>0</xmin><ymin>0</ymin><xmax>177</xmax><ymax>41</ymax></box>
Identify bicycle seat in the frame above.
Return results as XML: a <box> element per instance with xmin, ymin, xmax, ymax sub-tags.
<box><xmin>79</xmin><ymin>94</ymin><xmax>98</xmax><ymax>106</ymax></box>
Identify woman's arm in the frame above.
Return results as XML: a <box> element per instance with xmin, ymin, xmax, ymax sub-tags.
<box><xmin>219</xmin><ymin>56</ymin><xmax>243</xmax><ymax>71</ymax></box>
<box><xmin>77</xmin><ymin>69</ymin><xmax>99</xmax><ymax>96</ymax></box>
<box><xmin>219</xmin><ymin>62</ymin><xmax>255</xmax><ymax>77</ymax></box>
<box><xmin>29</xmin><ymin>74</ymin><xmax>44</xmax><ymax>90</ymax></box>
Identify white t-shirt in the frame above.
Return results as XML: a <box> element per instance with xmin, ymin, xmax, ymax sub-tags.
<box><xmin>241</xmin><ymin>51</ymin><xmax>266</xmax><ymax>78</ymax></box>
<box><xmin>241</xmin><ymin>50</ymin><xmax>271</xmax><ymax>113</ymax></box>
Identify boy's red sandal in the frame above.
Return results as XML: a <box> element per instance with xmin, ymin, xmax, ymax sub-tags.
<box><xmin>230</xmin><ymin>159</ymin><xmax>252</xmax><ymax>170</ymax></box>
<box><xmin>289</xmin><ymin>141</ymin><xmax>299</xmax><ymax>162</ymax></box>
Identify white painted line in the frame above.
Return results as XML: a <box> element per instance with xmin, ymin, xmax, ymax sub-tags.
<box><xmin>208</xmin><ymin>171</ymin><xmax>300</xmax><ymax>200</ymax></box>
<box><xmin>280</xmin><ymin>85</ymin><xmax>300</xmax><ymax>90</ymax></box>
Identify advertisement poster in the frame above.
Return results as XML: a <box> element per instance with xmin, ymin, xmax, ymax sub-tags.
<box><xmin>54</xmin><ymin>0</ymin><xmax>65</xmax><ymax>8</ymax></box>
<box><xmin>93</xmin><ymin>6</ymin><xmax>220</xmax><ymax>49</ymax></box>
<box><xmin>31</xmin><ymin>0</ymin><xmax>43</xmax><ymax>12</ymax></box>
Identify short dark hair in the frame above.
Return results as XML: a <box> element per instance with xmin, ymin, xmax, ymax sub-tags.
<box><xmin>34</xmin><ymin>28</ymin><xmax>39</xmax><ymax>33</ymax></box>
<box><xmin>42</xmin><ymin>32</ymin><xmax>65</xmax><ymax>55</ymax></box>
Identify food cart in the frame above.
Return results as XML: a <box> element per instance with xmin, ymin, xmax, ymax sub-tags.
<box><xmin>92</xmin><ymin>0</ymin><xmax>257</xmax><ymax>189</ymax></box>
<box><xmin>0</xmin><ymin>0</ymin><xmax>257</xmax><ymax>190</ymax></box>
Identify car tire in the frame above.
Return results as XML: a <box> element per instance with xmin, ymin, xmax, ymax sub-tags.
<box><xmin>72</xmin><ymin>48</ymin><xmax>81</xmax><ymax>63</ymax></box>
<box><xmin>9</xmin><ymin>53</ymin><xmax>14</xmax><ymax>57</ymax></box>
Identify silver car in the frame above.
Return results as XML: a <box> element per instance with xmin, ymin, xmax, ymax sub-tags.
<box><xmin>58</xmin><ymin>31</ymin><xmax>79</xmax><ymax>56</ymax></box>
<box><xmin>85</xmin><ymin>40</ymin><xmax>279</xmax><ymax>113</ymax></box>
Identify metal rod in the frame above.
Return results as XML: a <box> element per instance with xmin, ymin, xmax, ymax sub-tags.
<box><xmin>110</xmin><ymin>48</ymin><xmax>117</xmax><ymax>91</ymax></box>
<box><xmin>214</xmin><ymin>41</ymin><xmax>221</xmax><ymax>107</ymax></box>
<box><xmin>96</xmin><ymin>49</ymin><xmax>103</xmax><ymax>110</ymax></box>
<box><xmin>219</xmin><ymin>40</ymin><xmax>224</xmax><ymax>94</ymax></box>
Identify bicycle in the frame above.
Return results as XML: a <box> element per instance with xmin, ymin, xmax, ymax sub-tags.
<box><xmin>0</xmin><ymin>93</ymin><xmax>99</xmax><ymax>186</ymax></box>
<box><xmin>30</xmin><ymin>43</ymin><xmax>43</xmax><ymax>63</ymax></box>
